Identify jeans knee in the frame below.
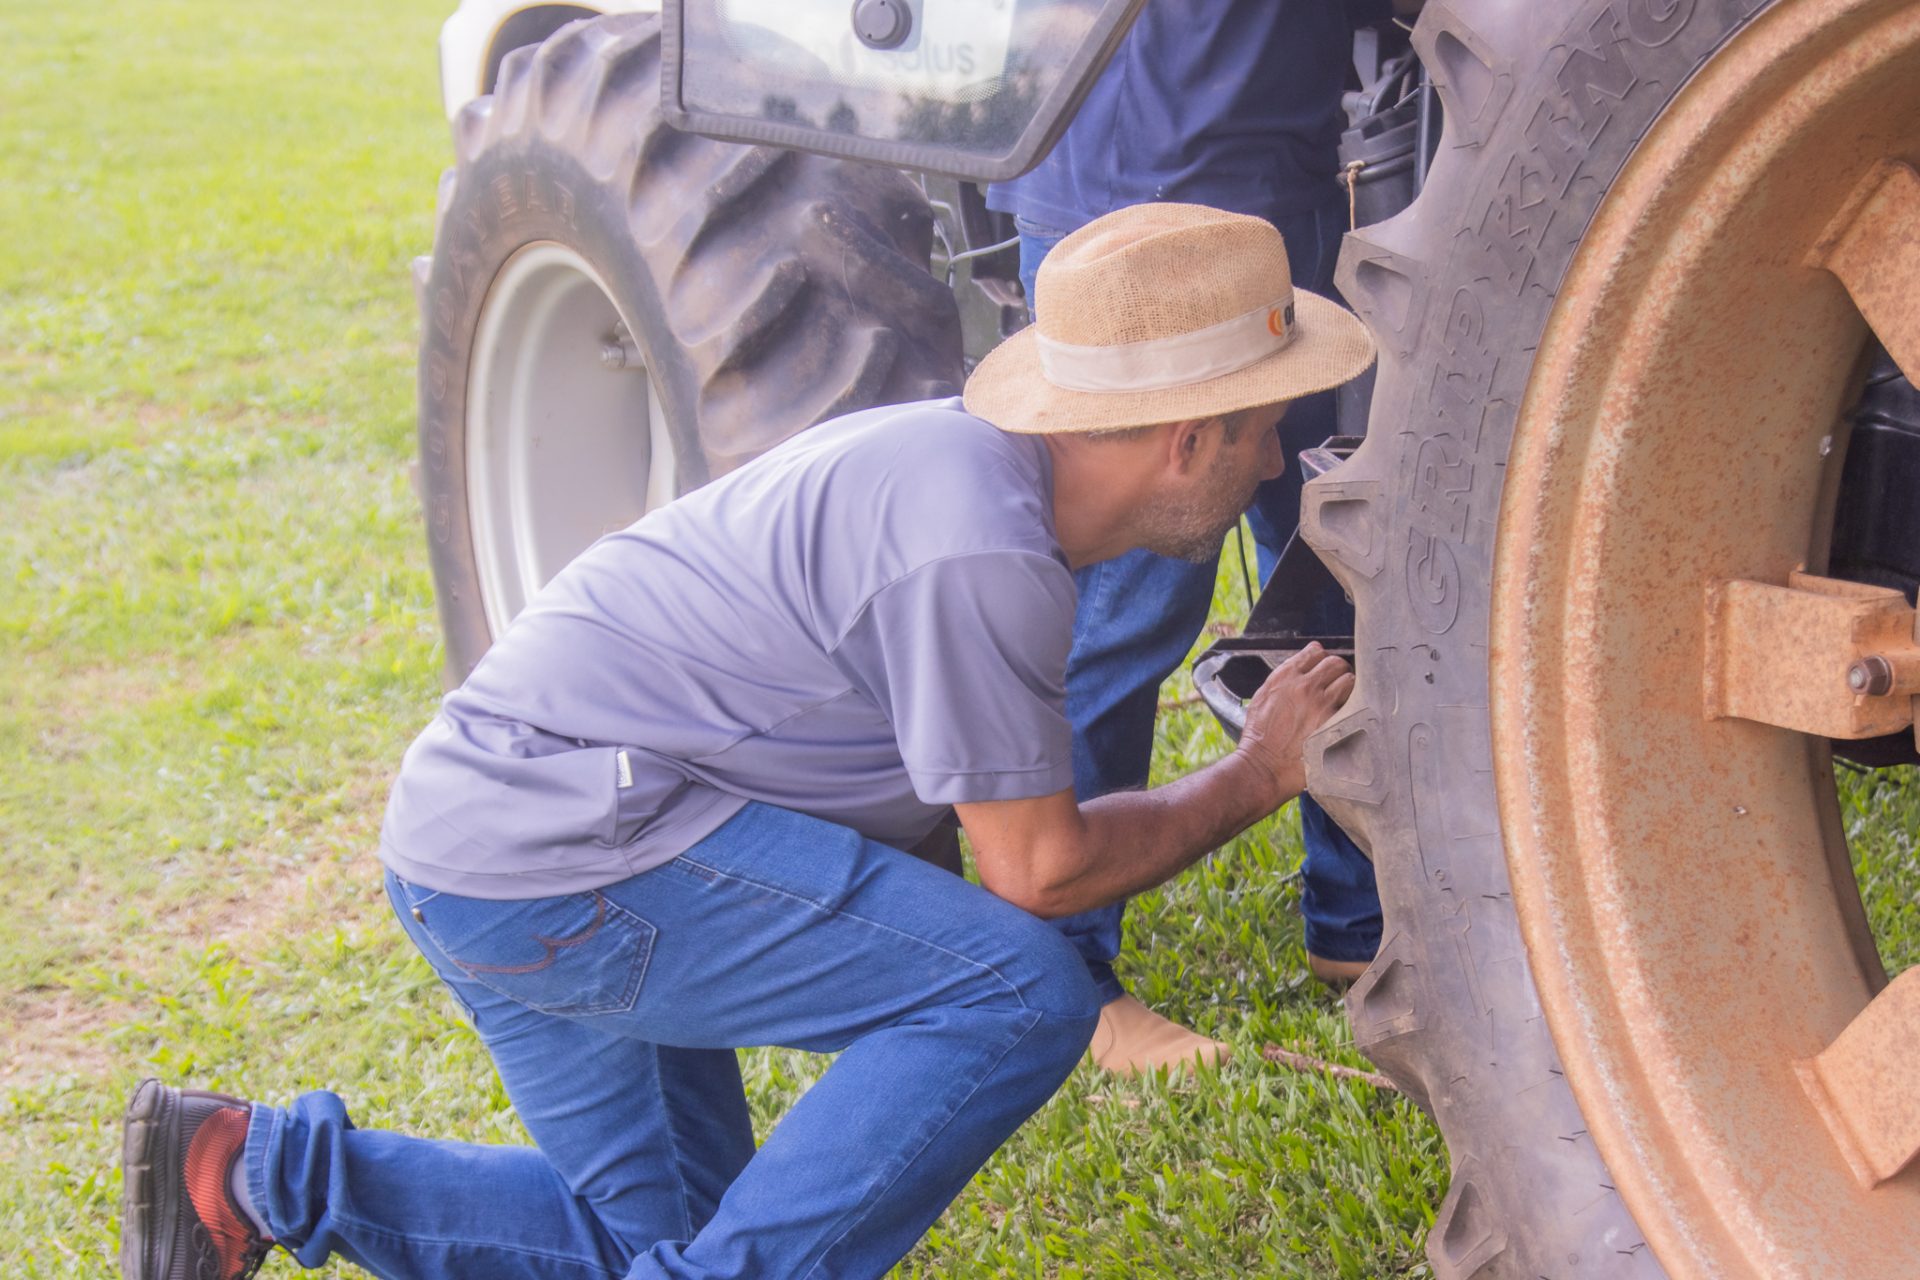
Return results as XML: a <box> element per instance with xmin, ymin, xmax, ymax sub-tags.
<box><xmin>1029</xmin><ymin>997</ymin><xmax>1099</xmax><ymax>1077</ymax></box>
<box><xmin>1003</xmin><ymin>917</ymin><xmax>1104</xmax><ymax>1028</ymax></box>
<box><xmin>1014</xmin><ymin>986</ymin><xmax>1099</xmax><ymax>1088</ymax></box>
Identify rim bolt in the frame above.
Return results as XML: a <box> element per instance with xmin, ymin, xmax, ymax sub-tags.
<box><xmin>1848</xmin><ymin>654</ymin><xmax>1894</xmax><ymax>696</ymax></box>
<box><xmin>600</xmin><ymin>342</ymin><xmax>628</xmax><ymax>370</ymax></box>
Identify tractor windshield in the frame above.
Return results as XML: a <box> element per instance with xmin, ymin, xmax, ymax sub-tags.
<box><xmin>662</xmin><ymin>0</ymin><xmax>1146</xmax><ymax>181</ymax></box>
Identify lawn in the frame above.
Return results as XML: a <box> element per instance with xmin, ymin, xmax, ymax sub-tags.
<box><xmin>2</xmin><ymin>2</ymin><xmax>1914</xmax><ymax>1277</ymax></box>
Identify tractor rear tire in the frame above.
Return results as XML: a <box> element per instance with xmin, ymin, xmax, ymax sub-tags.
<box><xmin>416</xmin><ymin>12</ymin><xmax>963</xmax><ymax>680</ymax></box>
<box><xmin>1303</xmin><ymin>0</ymin><xmax>1920</xmax><ymax>1275</ymax></box>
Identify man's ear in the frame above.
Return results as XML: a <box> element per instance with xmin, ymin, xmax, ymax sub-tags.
<box><xmin>1163</xmin><ymin>417</ymin><xmax>1214</xmax><ymax>477</ymax></box>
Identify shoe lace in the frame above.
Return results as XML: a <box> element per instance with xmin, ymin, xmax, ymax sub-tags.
<box><xmin>235</xmin><ymin>1236</ymin><xmax>273</xmax><ymax>1280</ymax></box>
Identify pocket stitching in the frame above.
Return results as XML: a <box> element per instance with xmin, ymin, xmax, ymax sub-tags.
<box><xmin>417</xmin><ymin>890</ymin><xmax>656</xmax><ymax>1017</ymax></box>
<box><xmin>461</xmin><ymin>891</ymin><xmax>613</xmax><ymax>976</ymax></box>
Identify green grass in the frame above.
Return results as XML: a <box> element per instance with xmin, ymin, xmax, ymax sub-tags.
<box><xmin>3</xmin><ymin>2</ymin><xmax>1917</xmax><ymax>1277</ymax></box>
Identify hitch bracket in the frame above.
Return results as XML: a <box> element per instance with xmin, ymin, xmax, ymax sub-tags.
<box><xmin>1797</xmin><ymin>967</ymin><xmax>1920</xmax><ymax>1190</ymax></box>
<box><xmin>1703</xmin><ymin>570</ymin><xmax>1920</xmax><ymax>740</ymax></box>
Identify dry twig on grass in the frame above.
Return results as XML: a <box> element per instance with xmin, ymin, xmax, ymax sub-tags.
<box><xmin>1261</xmin><ymin>1044</ymin><xmax>1398</xmax><ymax>1092</ymax></box>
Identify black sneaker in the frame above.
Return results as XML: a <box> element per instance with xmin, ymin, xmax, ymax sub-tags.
<box><xmin>119</xmin><ymin>1079</ymin><xmax>274</xmax><ymax>1280</ymax></box>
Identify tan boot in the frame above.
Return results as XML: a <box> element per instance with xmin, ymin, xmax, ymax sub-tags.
<box><xmin>1307</xmin><ymin>953</ymin><xmax>1370</xmax><ymax>988</ymax></box>
<box><xmin>1088</xmin><ymin>993</ymin><xmax>1232</xmax><ymax>1076</ymax></box>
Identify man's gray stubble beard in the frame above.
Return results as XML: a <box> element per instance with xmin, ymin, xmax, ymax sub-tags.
<box><xmin>1138</xmin><ymin>509</ymin><xmax>1246</xmax><ymax>564</ymax></box>
<box><xmin>1132</xmin><ymin>460</ymin><xmax>1261</xmax><ymax>564</ymax></box>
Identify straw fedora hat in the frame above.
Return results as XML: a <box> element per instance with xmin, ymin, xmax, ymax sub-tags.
<box><xmin>963</xmin><ymin>203</ymin><xmax>1376</xmax><ymax>434</ymax></box>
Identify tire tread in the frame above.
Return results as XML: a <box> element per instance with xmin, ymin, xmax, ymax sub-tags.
<box><xmin>1308</xmin><ymin>0</ymin><xmax>1775</xmax><ymax>1272</ymax></box>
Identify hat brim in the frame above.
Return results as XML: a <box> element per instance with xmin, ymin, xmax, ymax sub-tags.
<box><xmin>961</xmin><ymin>289</ymin><xmax>1377</xmax><ymax>434</ymax></box>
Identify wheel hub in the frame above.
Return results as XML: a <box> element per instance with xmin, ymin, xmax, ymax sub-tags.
<box><xmin>466</xmin><ymin>242</ymin><xmax>678</xmax><ymax>637</ymax></box>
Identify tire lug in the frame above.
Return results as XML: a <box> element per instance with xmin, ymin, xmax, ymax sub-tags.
<box><xmin>600</xmin><ymin>340</ymin><xmax>639</xmax><ymax>370</ymax></box>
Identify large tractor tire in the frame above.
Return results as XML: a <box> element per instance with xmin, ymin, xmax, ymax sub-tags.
<box><xmin>416</xmin><ymin>13</ymin><xmax>963</xmax><ymax>679</ymax></box>
<box><xmin>1303</xmin><ymin>0</ymin><xmax>1920</xmax><ymax>1275</ymax></box>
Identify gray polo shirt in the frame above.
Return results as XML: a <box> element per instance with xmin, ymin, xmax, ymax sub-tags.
<box><xmin>380</xmin><ymin>398</ymin><xmax>1079</xmax><ymax>898</ymax></box>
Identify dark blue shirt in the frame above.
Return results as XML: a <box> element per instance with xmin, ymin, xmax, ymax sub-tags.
<box><xmin>988</xmin><ymin>0</ymin><xmax>1357</xmax><ymax>233</ymax></box>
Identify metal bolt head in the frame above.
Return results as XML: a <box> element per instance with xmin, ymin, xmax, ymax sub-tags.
<box><xmin>1848</xmin><ymin>654</ymin><xmax>1894</xmax><ymax>697</ymax></box>
<box><xmin>600</xmin><ymin>342</ymin><xmax>628</xmax><ymax>370</ymax></box>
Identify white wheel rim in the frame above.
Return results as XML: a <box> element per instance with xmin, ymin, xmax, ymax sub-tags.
<box><xmin>466</xmin><ymin>242</ymin><xmax>678</xmax><ymax>638</ymax></box>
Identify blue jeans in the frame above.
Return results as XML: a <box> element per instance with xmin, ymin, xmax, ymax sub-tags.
<box><xmin>1019</xmin><ymin>204</ymin><xmax>1383</xmax><ymax>977</ymax></box>
<box><xmin>242</xmin><ymin>804</ymin><xmax>1100</xmax><ymax>1279</ymax></box>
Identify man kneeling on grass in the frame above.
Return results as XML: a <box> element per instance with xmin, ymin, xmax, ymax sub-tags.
<box><xmin>120</xmin><ymin>202</ymin><xmax>1374</xmax><ymax>1280</ymax></box>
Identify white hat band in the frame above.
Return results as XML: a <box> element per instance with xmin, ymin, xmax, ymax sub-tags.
<box><xmin>1034</xmin><ymin>295</ymin><xmax>1297</xmax><ymax>394</ymax></box>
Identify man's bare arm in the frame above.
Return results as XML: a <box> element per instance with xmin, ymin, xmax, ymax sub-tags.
<box><xmin>956</xmin><ymin>644</ymin><xmax>1353</xmax><ymax>918</ymax></box>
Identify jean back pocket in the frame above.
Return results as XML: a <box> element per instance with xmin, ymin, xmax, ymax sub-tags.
<box><xmin>404</xmin><ymin>884</ymin><xmax>657</xmax><ymax>1017</ymax></box>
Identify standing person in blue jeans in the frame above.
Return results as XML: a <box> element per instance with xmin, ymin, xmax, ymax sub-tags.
<box><xmin>992</xmin><ymin>0</ymin><xmax>1386</xmax><ymax>1074</ymax></box>
<box><xmin>118</xmin><ymin>205</ymin><xmax>1377</xmax><ymax>1280</ymax></box>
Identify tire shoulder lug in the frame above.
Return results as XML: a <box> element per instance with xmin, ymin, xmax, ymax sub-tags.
<box><xmin>1301</xmin><ymin>470</ymin><xmax>1387</xmax><ymax>586</ymax></box>
<box><xmin>451</xmin><ymin>97</ymin><xmax>494</xmax><ymax>166</ymax></box>
<box><xmin>697</xmin><ymin>257</ymin><xmax>813</xmax><ymax>375</ymax></box>
<box><xmin>1429</xmin><ymin>1157</ymin><xmax>1510</xmax><ymax>1278</ymax></box>
<box><xmin>1410</xmin><ymin>3</ymin><xmax>1517</xmax><ymax>152</ymax></box>
<box><xmin>1334</xmin><ymin>230</ymin><xmax>1431</xmax><ymax>362</ymax></box>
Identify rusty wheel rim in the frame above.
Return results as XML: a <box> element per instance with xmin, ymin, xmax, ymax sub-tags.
<box><xmin>1491</xmin><ymin>0</ymin><xmax>1920</xmax><ymax>1275</ymax></box>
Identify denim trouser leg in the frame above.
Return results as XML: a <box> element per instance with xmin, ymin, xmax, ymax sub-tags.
<box><xmin>1058</xmin><ymin>548</ymin><xmax>1221</xmax><ymax>1002</ymax></box>
<box><xmin>1014</xmin><ymin>218</ymin><xmax>1066</xmax><ymax>318</ymax></box>
<box><xmin>246</xmin><ymin>803</ymin><xmax>1100</xmax><ymax>1280</ymax></box>
<box><xmin>1297</xmin><ymin>794</ymin><xmax>1381</xmax><ymax>964</ymax></box>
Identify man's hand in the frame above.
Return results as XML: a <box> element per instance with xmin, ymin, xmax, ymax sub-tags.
<box><xmin>1233</xmin><ymin>642</ymin><xmax>1355</xmax><ymax>808</ymax></box>
<box><xmin>957</xmin><ymin>643</ymin><xmax>1355</xmax><ymax>919</ymax></box>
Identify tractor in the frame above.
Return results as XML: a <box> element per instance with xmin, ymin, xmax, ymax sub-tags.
<box><xmin>412</xmin><ymin>1</ymin><xmax>1920</xmax><ymax>1274</ymax></box>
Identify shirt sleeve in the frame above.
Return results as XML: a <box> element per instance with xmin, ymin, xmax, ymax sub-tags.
<box><xmin>830</xmin><ymin>550</ymin><xmax>1078</xmax><ymax>805</ymax></box>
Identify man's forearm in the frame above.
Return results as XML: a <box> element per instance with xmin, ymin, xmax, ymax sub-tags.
<box><xmin>1038</xmin><ymin>750</ymin><xmax>1295</xmax><ymax>917</ymax></box>
<box><xmin>957</xmin><ymin>645</ymin><xmax>1350</xmax><ymax>920</ymax></box>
